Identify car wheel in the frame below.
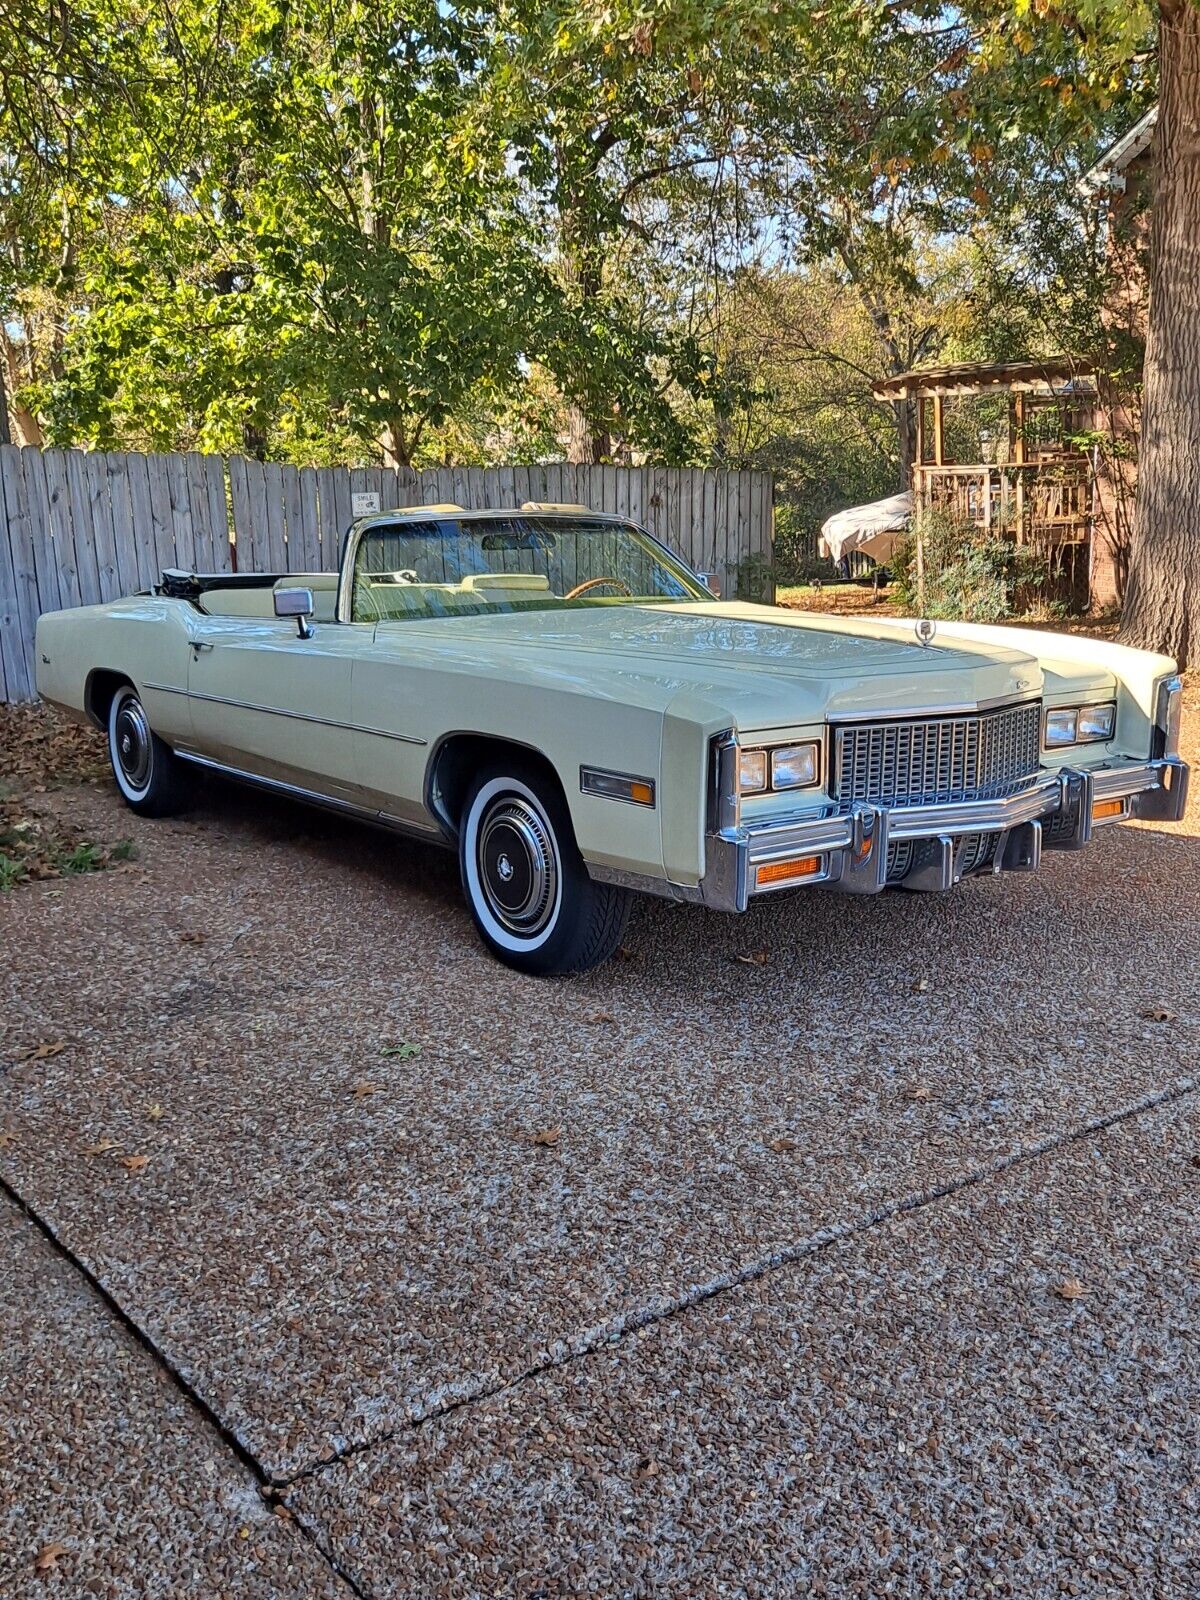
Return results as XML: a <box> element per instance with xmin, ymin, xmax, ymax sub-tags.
<box><xmin>107</xmin><ymin>684</ymin><xmax>188</xmax><ymax>817</ymax></box>
<box><xmin>459</xmin><ymin>765</ymin><xmax>632</xmax><ymax>975</ymax></box>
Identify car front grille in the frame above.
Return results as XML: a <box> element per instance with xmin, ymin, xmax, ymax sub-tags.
<box><xmin>885</xmin><ymin>832</ymin><xmax>999</xmax><ymax>884</ymax></box>
<box><xmin>833</xmin><ymin>700</ymin><xmax>1042</xmax><ymax>810</ymax></box>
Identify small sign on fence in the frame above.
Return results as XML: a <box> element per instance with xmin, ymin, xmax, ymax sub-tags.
<box><xmin>351</xmin><ymin>491</ymin><xmax>381</xmax><ymax>517</ymax></box>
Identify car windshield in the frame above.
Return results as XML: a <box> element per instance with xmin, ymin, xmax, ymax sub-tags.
<box><xmin>351</xmin><ymin>514</ymin><xmax>710</xmax><ymax>623</ymax></box>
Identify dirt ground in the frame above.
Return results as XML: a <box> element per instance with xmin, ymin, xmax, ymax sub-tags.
<box><xmin>2</xmin><ymin>682</ymin><xmax>1198</xmax><ymax>1598</ymax></box>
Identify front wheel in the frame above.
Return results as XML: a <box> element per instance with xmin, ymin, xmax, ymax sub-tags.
<box><xmin>107</xmin><ymin>684</ymin><xmax>188</xmax><ymax>816</ymax></box>
<box><xmin>459</xmin><ymin>766</ymin><xmax>632</xmax><ymax>975</ymax></box>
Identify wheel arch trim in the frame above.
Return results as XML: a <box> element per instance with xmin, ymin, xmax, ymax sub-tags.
<box><xmin>424</xmin><ymin>730</ymin><xmax>569</xmax><ymax>840</ymax></box>
<box><xmin>84</xmin><ymin>667</ymin><xmax>138</xmax><ymax>730</ymax></box>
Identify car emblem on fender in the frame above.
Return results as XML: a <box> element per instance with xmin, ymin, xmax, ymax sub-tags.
<box><xmin>914</xmin><ymin>618</ymin><xmax>937</xmax><ymax>647</ymax></box>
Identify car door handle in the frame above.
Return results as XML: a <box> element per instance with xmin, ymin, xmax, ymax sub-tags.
<box><xmin>190</xmin><ymin>641</ymin><xmax>214</xmax><ymax>656</ymax></box>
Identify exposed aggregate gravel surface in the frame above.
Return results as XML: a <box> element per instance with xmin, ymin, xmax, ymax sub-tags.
<box><xmin>0</xmin><ymin>1194</ymin><xmax>348</xmax><ymax>1598</ymax></box>
<box><xmin>1</xmin><ymin>698</ymin><xmax>1197</xmax><ymax>1596</ymax></box>
<box><xmin>289</xmin><ymin>1097</ymin><xmax>1200</xmax><ymax>1598</ymax></box>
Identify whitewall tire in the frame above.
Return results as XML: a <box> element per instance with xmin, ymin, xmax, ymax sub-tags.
<box><xmin>107</xmin><ymin>685</ymin><xmax>188</xmax><ymax>817</ymax></box>
<box><xmin>459</xmin><ymin>764</ymin><xmax>632</xmax><ymax>975</ymax></box>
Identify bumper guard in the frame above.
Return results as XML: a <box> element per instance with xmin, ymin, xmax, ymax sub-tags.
<box><xmin>698</xmin><ymin>755</ymin><xmax>1189</xmax><ymax>913</ymax></box>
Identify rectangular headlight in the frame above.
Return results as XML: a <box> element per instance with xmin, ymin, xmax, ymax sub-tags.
<box><xmin>770</xmin><ymin>742</ymin><xmax>820</xmax><ymax>790</ymax></box>
<box><xmin>739</xmin><ymin>749</ymin><xmax>768</xmax><ymax>793</ymax></box>
<box><xmin>1044</xmin><ymin>709</ymin><xmax>1078</xmax><ymax>748</ymax></box>
<box><xmin>1077</xmin><ymin>703</ymin><xmax>1116</xmax><ymax>742</ymax></box>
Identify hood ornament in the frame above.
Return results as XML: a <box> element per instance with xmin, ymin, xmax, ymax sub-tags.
<box><xmin>914</xmin><ymin>618</ymin><xmax>937</xmax><ymax>648</ymax></box>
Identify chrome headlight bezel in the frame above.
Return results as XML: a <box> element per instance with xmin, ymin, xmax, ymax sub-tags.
<box><xmin>1154</xmin><ymin>676</ymin><xmax>1183</xmax><ymax>759</ymax></box>
<box><xmin>1044</xmin><ymin>701</ymin><xmax>1116</xmax><ymax>750</ymax></box>
<box><xmin>738</xmin><ymin>739</ymin><xmax>822</xmax><ymax>794</ymax></box>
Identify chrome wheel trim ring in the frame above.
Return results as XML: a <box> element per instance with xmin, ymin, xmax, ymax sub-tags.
<box><xmin>476</xmin><ymin>797</ymin><xmax>557</xmax><ymax>937</ymax></box>
<box><xmin>111</xmin><ymin>691</ymin><xmax>153</xmax><ymax>797</ymax></box>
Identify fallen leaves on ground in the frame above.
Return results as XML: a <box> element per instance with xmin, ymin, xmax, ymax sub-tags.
<box><xmin>1139</xmin><ymin>1004</ymin><xmax>1177</xmax><ymax>1022</ymax></box>
<box><xmin>531</xmin><ymin>1124</ymin><xmax>562</xmax><ymax>1147</ymax></box>
<box><xmin>381</xmin><ymin>1041</ymin><xmax>421</xmax><ymax>1059</ymax></box>
<box><xmin>905</xmin><ymin>1084</ymin><xmax>934</xmax><ymax>1103</ymax></box>
<box><xmin>352</xmin><ymin>1081</ymin><xmax>379</xmax><ymax>1099</ymax></box>
<box><xmin>735</xmin><ymin>950</ymin><xmax>769</xmax><ymax>966</ymax></box>
<box><xmin>767</xmin><ymin>1135</ymin><xmax>797</xmax><ymax>1153</ymax></box>
<box><xmin>179</xmin><ymin>931</ymin><xmax>208</xmax><ymax>946</ymax></box>
<box><xmin>14</xmin><ymin>1040</ymin><xmax>66</xmax><ymax>1062</ymax></box>
<box><xmin>1054</xmin><ymin>1275</ymin><xmax>1088</xmax><ymax>1301</ymax></box>
<box><xmin>0</xmin><ymin>703</ymin><xmax>107</xmax><ymax>790</ymax></box>
<box><xmin>912</xmin><ymin>976</ymin><xmax>930</xmax><ymax>994</ymax></box>
<box><xmin>585</xmin><ymin>1011</ymin><xmax>617</xmax><ymax>1026</ymax></box>
<box><xmin>120</xmin><ymin>1154</ymin><xmax>150</xmax><ymax>1174</ymax></box>
<box><xmin>145</xmin><ymin>1104</ymin><xmax>164</xmax><ymax>1121</ymax></box>
<box><xmin>633</xmin><ymin>1457</ymin><xmax>659</xmax><ymax>1481</ymax></box>
<box><xmin>81</xmin><ymin>1138</ymin><xmax>119</xmax><ymax>1156</ymax></box>
<box><xmin>0</xmin><ymin>794</ymin><xmax>134</xmax><ymax>892</ymax></box>
<box><xmin>33</xmin><ymin>1542</ymin><xmax>70</xmax><ymax>1575</ymax></box>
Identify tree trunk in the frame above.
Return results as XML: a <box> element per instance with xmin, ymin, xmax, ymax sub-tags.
<box><xmin>1119</xmin><ymin>0</ymin><xmax>1200</xmax><ymax>665</ymax></box>
<box><xmin>560</xmin><ymin>192</ymin><xmax>612</xmax><ymax>465</ymax></box>
<box><xmin>566</xmin><ymin>406</ymin><xmax>610</xmax><ymax>465</ymax></box>
<box><xmin>1</xmin><ymin>329</ymin><xmax>43</xmax><ymax>446</ymax></box>
<box><xmin>894</xmin><ymin>397</ymin><xmax>915</xmax><ymax>489</ymax></box>
<box><xmin>379</xmin><ymin>416</ymin><xmax>412</xmax><ymax>470</ymax></box>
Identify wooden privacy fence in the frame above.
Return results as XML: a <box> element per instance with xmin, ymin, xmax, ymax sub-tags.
<box><xmin>0</xmin><ymin>447</ymin><xmax>773</xmax><ymax>703</ymax></box>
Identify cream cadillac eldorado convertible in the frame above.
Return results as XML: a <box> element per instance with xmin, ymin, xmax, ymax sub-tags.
<box><xmin>36</xmin><ymin>502</ymin><xmax>1188</xmax><ymax>974</ymax></box>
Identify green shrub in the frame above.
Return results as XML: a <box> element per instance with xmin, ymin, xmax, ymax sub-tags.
<box><xmin>892</xmin><ymin>510</ymin><xmax>1047</xmax><ymax>622</ymax></box>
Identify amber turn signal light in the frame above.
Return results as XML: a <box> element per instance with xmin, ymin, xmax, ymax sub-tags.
<box><xmin>579</xmin><ymin>767</ymin><xmax>656</xmax><ymax>807</ymax></box>
<box><xmin>754</xmin><ymin>856</ymin><xmax>823</xmax><ymax>889</ymax></box>
<box><xmin>1092</xmin><ymin>797</ymin><xmax>1125</xmax><ymax>822</ymax></box>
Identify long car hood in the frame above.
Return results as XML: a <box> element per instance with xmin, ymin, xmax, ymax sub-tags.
<box><xmin>384</xmin><ymin>602</ymin><xmax>1047</xmax><ymax>728</ymax></box>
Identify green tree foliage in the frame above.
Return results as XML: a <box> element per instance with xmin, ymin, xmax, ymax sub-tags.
<box><xmin>3</xmin><ymin>0</ymin><xmax>751</xmax><ymax>464</ymax></box>
<box><xmin>0</xmin><ymin>0</ymin><xmax>1181</xmax><ymax>656</ymax></box>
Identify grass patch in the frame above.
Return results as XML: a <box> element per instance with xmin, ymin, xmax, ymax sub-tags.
<box><xmin>0</xmin><ymin>795</ymin><xmax>137</xmax><ymax>891</ymax></box>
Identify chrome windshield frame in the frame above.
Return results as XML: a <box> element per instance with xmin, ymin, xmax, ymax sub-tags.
<box><xmin>335</xmin><ymin>509</ymin><xmax>711</xmax><ymax>626</ymax></box>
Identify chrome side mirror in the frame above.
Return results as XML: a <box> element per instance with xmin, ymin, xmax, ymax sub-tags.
<box><xmin>275</xmin><ymin>586</ymin><xmax>315</xmax><ymax>639</ymax></box>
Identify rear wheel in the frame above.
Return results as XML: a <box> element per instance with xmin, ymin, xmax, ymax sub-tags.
<box><xmin>459</xmin><ymin>765</ymin><xmax>631</xmax><ymax>975</ymax></box>
<box><xmin>107</xmin><ymin>685</ymin><xmax>188</xmax><ymax>816</ymax></box>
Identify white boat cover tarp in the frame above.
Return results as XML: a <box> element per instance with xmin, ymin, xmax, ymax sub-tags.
<box><xmin>819</xmin><ymin>491</ymin><xmax>912</xmax><ymax>565</ymax></box>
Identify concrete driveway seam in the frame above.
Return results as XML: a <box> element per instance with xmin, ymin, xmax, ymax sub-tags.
<box><xmin>278</xmin><ymin>1071</ymin><xmax>1198</xmax><ymax>1492</ymax></box>
<box><xmin>0</xmin><ymin>1169</ymin><xmax>371</xmax><ymax>1599</ymax></box>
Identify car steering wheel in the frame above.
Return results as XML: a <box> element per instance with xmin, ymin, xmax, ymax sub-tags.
<box><xmin>563</xmin><ymin>576</ymin><xmax>634</xmax><ymax>602</ymax></box>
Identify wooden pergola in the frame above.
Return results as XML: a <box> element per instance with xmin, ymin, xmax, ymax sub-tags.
<box><xmin>872</xmin><ymin>357</ymin><xmax>1098</xmax><ymax>603</ymax></box>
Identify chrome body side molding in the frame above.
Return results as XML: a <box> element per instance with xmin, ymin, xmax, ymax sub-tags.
<box><xmin>174</xmin><ymin>750</ymin><xmax>446</xmax><ymax>842</ymax></box>
<box><xmin>145</xmin><ymin>682</ymin><xmax>427</xmax><ymax>745</ymax></box>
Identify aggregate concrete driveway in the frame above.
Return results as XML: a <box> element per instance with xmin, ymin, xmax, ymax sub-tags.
<box><xmin>2</xmin><ymin>709</ymin><xmax>1198</xmax><ymax>1597</ymax></box>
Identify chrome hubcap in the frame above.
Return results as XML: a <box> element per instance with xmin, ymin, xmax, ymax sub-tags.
<box><xmin>477</xmin><ymin>798</ymin><xmax>557</xmax><ymax>937</ymax></box>
<box><xmin>113</xmin><ymin>697</ymin><xmax>152</xmax><ymax>791</ymax></box>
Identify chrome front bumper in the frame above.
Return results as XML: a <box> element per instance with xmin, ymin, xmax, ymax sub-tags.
<box><xmin>698</xmin><ymin>755</ymin><xmax>1190</xmax><ymax>913</ymax></box>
